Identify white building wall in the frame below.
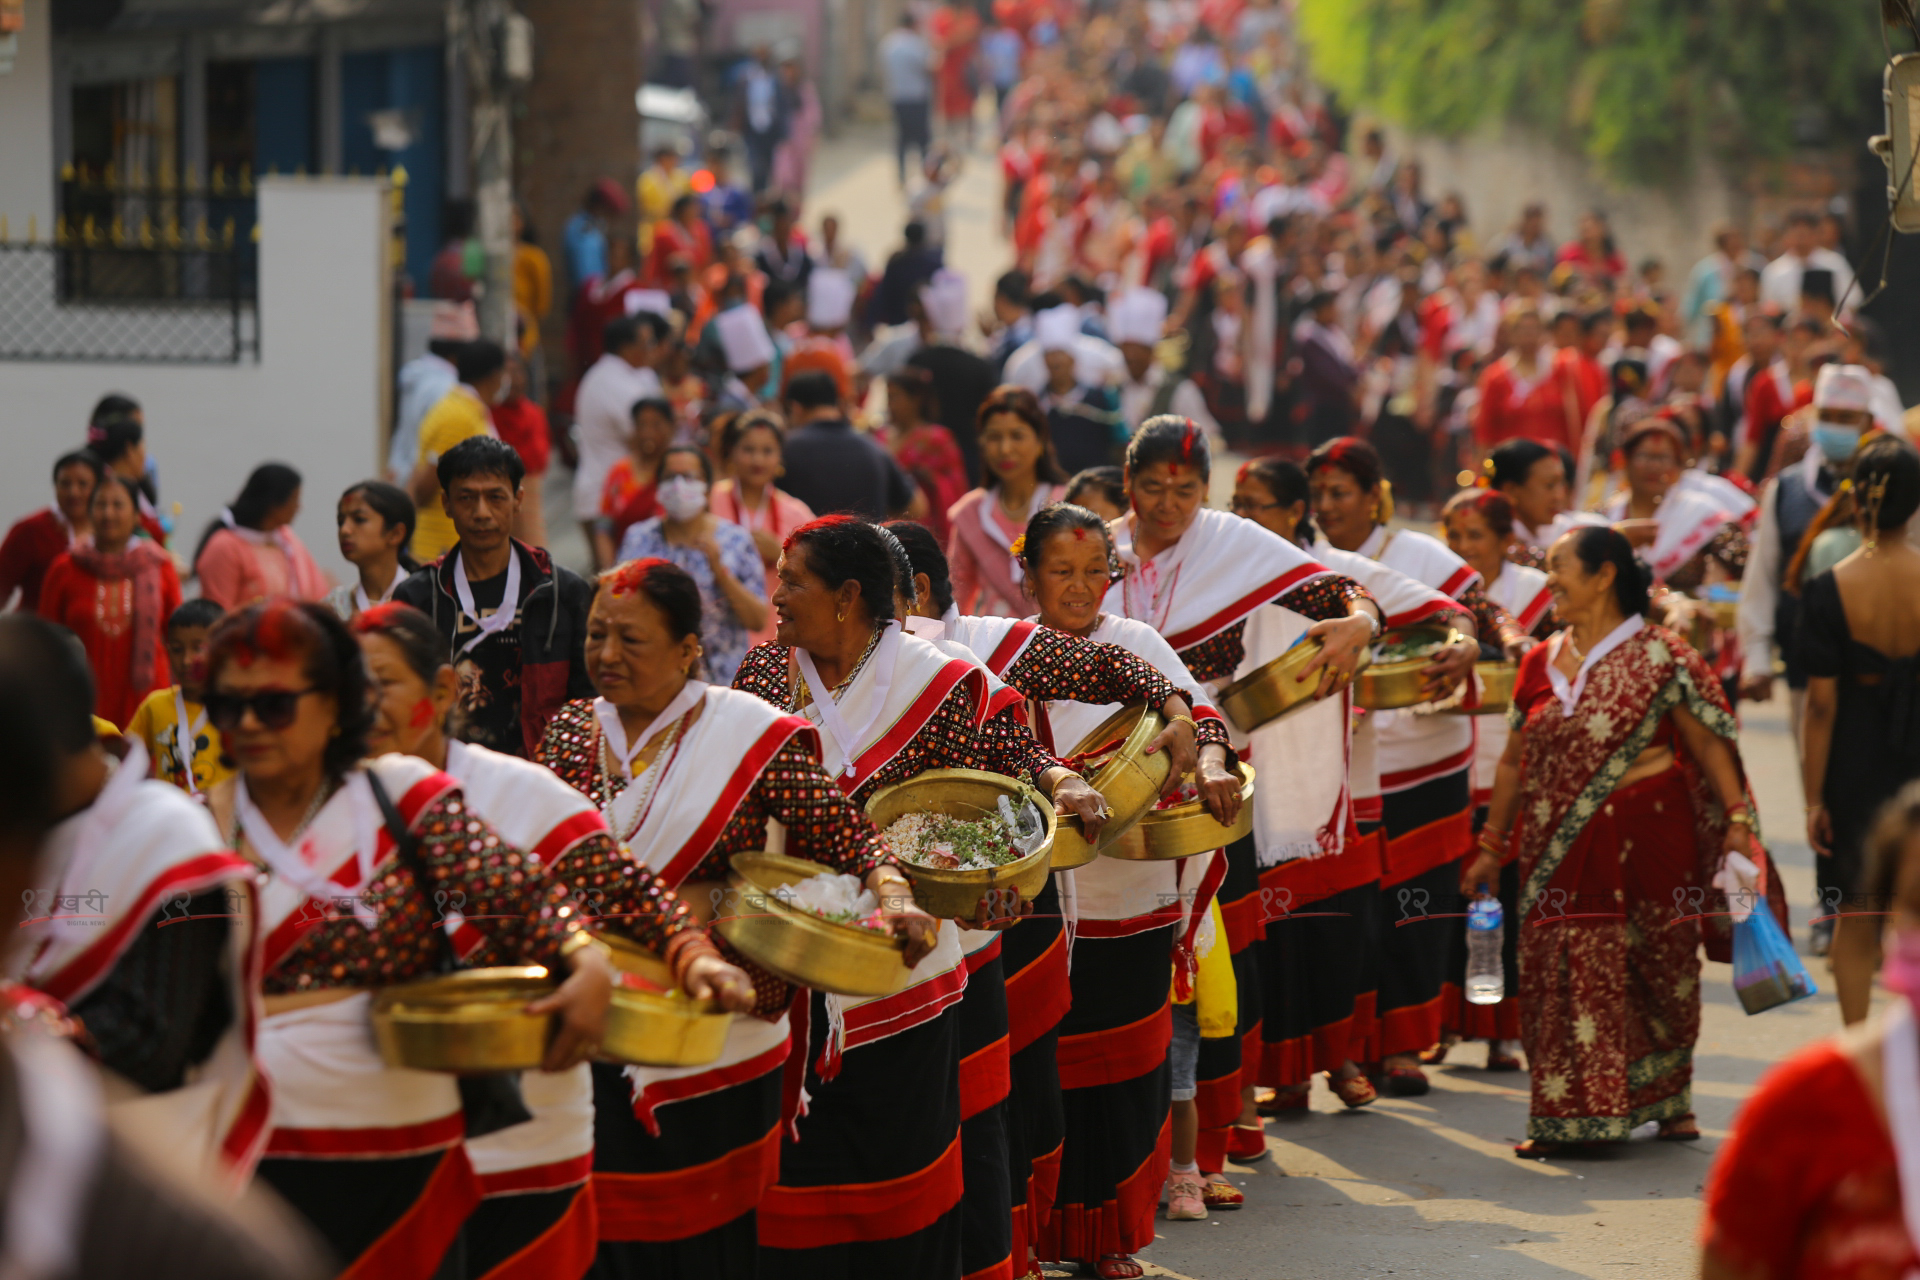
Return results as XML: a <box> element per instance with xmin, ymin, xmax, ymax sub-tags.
<box><xmin>0</xmin><ymin>178</ymin><xmax>391</xmax><ymax>578</ymax></box>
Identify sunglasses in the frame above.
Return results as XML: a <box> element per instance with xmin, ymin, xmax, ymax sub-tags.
<box><xmin>204</xmin><ymin>687</ymin><xmax>319</xmax><ymax>733</ymax></box>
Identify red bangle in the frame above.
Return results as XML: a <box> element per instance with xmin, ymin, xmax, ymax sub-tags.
<box><xmin>664</xmin><ymin>928</ymin><xmax>721</xmax><ymax>986</ymax></box>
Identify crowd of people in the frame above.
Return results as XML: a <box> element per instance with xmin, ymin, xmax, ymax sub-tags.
<box><xmin>6</xmin><ymin>2</ymin><xmax>1920</xmax><ymax>1278</ymax></box>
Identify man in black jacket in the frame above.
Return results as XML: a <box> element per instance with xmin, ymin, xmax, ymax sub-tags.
<box><xmin>393</xmin><ymin>437</ymin><xmax>594</xmax><ymax>757</ymax></box>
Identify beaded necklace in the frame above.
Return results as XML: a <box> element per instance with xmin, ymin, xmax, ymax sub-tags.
<box><xmin>788</xmin><ymin>624</ymin><xmax>883</xmax><ymax>713</ymax></box>
<box><xmin>597</xmin><ymin>711</ymin><xmax>693</xmax><ymax>848</ymax></box>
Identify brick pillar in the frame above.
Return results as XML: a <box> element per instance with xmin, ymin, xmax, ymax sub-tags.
<box><xmin>516</xmin><ymin>0</ymin><xmax>645</xmax><ymax>394</ymax></box>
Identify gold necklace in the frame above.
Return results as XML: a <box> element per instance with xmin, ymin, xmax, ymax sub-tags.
<box><xmin>790</xmin><ymin>626</ymin><xmax>883</xmax><ymax>711</ymax></box>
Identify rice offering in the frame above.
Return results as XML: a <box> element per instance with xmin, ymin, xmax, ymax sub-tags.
<box><xmin>771</xmin><ymin>872</ymin><xmax>889</xmax><ymax>932</ymax></box>
<box><xmin>885</xmin><ymin>795</ymin><xmax>1049</xmax><ymax>871</ymax></box>
<box><xmin>1372</xmin><ymin>633</ymin><xmax>1448</xmax><ymax>665</ymax></box>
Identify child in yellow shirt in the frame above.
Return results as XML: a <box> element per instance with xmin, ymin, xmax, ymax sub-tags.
<box><xmin>125</xmin><ymin>598</ymin><xmax>233</xmax><ymax>795</ymax></box>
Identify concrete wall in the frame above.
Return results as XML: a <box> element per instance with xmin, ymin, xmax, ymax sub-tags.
<box><xmin>0</xmin><ymin>0</ymin><xmax>56</xmax><ymax>234</ymax></box>
<box><xmin>1392</xmin><ymin>122</ymin><xmax>1741</xmax><ymax>279</ymax></box>
<box><xmin>0</xmin><ymin>178</ymin><xmax>391</xmax><ymax>581</ymax></box>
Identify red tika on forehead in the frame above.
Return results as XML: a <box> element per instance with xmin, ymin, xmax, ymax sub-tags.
<box><xmin>1071</xmin><ymin>526</ymin><xmax>1087</xmax><ymax>541</ymax></box>
<box><xmin>1235</xmin><ymin>459</ymin><xmax>1255</xmax><ymax>483</ymax></box>
<box><xmin>782</xmin><ymin>512</ymin><xmax>860</xmax><ymax>552</ymax></box>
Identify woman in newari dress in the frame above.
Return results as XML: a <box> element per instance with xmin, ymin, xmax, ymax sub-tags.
<box><xmin>353</xmin><ymin>601</ymin><xmax>756</xmax><ymax>1280</ymax></box>
<box><xmin>1100</xmin><ymin>418</ymin><xmax>1382</xmax><ymax>1208</ymax></box>
<box><xmin>539</xmin><ymin>558</ymin><xmax>935</xmax><ymax>1278</ymax></box>
<box><xmin>731</xmin><ymin>515</ymin><xmax>1112</xmax><ymax>1278</ymax></box>
<box><xmin>1227</xmin><ymin>458</ymin><xmax>1463</xmax><ymax>1112</ymax></box>
<box><xmin>1437</xmin><ymin>487</ymin><xmax>1554</xmax><ymax>1068</ymax></box>
<box><xmin>885</xmin><ymin>516</ymin><xmax>1215</xmax><ymax>1274</ymax></box>
<box><xmin>200</xmin><ymin>600</ymin><xmax>722</xmax><ymax>1277</ymax></box>
<box><xmin>1307</xmin><ymin>436</ymin><xmax>1520</xmax><ymax>1096</ymax></box>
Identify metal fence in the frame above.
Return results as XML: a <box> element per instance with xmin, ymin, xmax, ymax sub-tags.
<box><xmin>0</xmin><ymin>164</ymin><xmax>260</xmax><ymax>364</ymax></box>
<box><xmin>0</xmin><ymin>242</ymin><xmax>257</xmax><ymax>363</ymax></box>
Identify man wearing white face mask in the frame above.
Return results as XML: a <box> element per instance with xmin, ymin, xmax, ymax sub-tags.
<box><xmin>615</xmin><ymin>444</ymin><xmax>769</xmax><ymax>685</ymax></box>
<box><xmin>1738</xmin><ymin>363</ymin><xmax>1877</xmax><ymax>953</ymax></box>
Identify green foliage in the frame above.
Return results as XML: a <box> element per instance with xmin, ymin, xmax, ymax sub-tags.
<box><xmin>1297</xmin><ymin>0</ymin><xmax>1890</xmax><ymax>182</ymax></box>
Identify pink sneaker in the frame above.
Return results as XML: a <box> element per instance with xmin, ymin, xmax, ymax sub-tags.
<box><xmin>1165</xmin><ymin>1172</ymin><xmax>1207</xmax><ymax>1221</ymax></box>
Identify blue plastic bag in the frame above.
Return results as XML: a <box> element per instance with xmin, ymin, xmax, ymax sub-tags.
<box><xmin>1730</xmin><ymin>898</ymin><xmax>1817</xmax><ymax>1015</ymax></box>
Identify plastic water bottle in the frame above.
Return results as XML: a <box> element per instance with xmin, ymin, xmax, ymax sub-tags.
<box><xmin>1465</xmin><ymin>897</ymin><xmax>1505</xmax><ymax>1005</ymax></box>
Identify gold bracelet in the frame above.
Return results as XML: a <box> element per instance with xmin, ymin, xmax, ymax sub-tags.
<box><xmin>1726</xmin><ymin>806</ymin><xmax>1753</xmax><ymax>828</ymax></box>
<box><xmin>559</xmin><ymin>930</ymin><xmax>612</xmax><ymax>964</ymax></box>
<box><xmin>1167</xmin><ymin>713</ymin><xmax>1199</xmax><ymax>734</ymax></box>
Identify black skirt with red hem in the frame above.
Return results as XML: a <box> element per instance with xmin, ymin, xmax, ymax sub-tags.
<box><xmin>1377</xmin><ymin>767</ymin><xmax>1474</xmax><ymax>1058</ymax></box>
<box><xmin>1039</xmin><ymin>924</ymin><xmax>1173</xmax><ymax>1263</ymax></box>
<box><xmin>1253</xmin><ymin>829</ymin><xmax>1384</xmax><ymax>1086</ymax></box>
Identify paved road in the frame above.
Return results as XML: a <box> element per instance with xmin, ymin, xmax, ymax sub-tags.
<box><xmin>791</xmin><ymin>127</ymin><xmax>1863</xmax><ymax>1279</ymax></box>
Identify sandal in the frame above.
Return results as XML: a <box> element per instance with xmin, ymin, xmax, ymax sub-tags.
<box><xmin>1202</xmin><ymin>1175</ymin><xmax>1245</xmax><ymax>1209</ymax></box>
<box><xmin>1093</xmin><ymin>1254</ymin><xmax>1145</xmax><ymax>1278</ymax></box>
<box><xmin>1417</xmin><ymin>1036</ymin><xmax>1460</xmax><ymax>1066</ymax></box>
<box><xmin>1225</xmin><ymin>1122</ymin><xmax>1268</xmax><ymax>1161</ymax></box>
<box><xmin>1485</xmin><ymin>1043</ymin><xmax>1524</xmax><ymax>1072</ymax></box>
<box><xmin>1383</xmin><ymin>1066</ymin><xmax>1430</xmax><ymax>1097</ymax></box>
<box><xmin>1165</xmin><ymin>1172</ymin><xmax>1206</xmax><ymax>1221</ymax></box>
<box><xmin>1513</xmin><ymin>1139</ymin><xmax>1565</xmax><ymax>1159</ymax></box>
<box><xmin>1657</xmin><ymin>1114</ymin><xmax>1701</xmax><ymax>1141</ymax></box>
<box><xmin>1257</xmin><ymin>1085</ymin><xmax>1310</xmax><ymax>1116</ymax></box>
<box><xmin>1327</xmin><ymin>1070</ymin><xmax>1378</xmax><ymax>1109</ymax></box>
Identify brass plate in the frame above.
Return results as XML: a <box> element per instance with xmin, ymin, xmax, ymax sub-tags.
<box><xmin>1355</xmin><ymin>625</ymin><xmax>1457</xmax><ymax>711</ymax></box>
<box><xmin>1102</xmin><ymin>763</ymin><xmax>1257</xmax><ymax>860</ymax></box>
<box><xmin>1049</xmin><ymin>705</ymin><xmax>1169</xmax><ymax>868</ymax></box>
<box><xmin>1446</xmin><ymin>662</ymin><xmax>1519</xmax><ymax>717</ymax></box>
<box><xmin>716</xmin><ymin>851</ymin><xmax>912</xmax><ymax>997</ymax></box>
<box><xmin>599</xmin><ymin>935</ymin><xmax>735</xmax><ymax>1068</ymax></box>
<box><xmin>372</xmin><ymin>967</ymin><xmax>556</xmax><ymax>1073</ymax></box>
<box><xmin>865</xmin><ymin>769</ymin><xmax>1056</xmax><ymax>919</ymax></box>
<box><xmin>1217</xmin><ymin>636</ymin><xmax>1368</xmax><ymax>733</ymax></box>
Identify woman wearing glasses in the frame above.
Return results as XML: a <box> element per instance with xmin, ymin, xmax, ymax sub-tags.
<box><xmin>199</xmin><ymin>600</ymin><xmax>718</xmax><ymax>1279</ymax></box>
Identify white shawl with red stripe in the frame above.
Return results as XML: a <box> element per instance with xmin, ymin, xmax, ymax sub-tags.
<box><xmin>18</xmin><ymin>742</ymin><xmax>268</xmax><ymax>1186</ymax></box>
<box><xmin>254</xmin><ymin>755</ymin><xmax>468</xmax><ymax>1153</ymax></box>
<box><xmin>589</xmin><ymin>687</ymin><xmax>816</xmax><ymax>1133</ymax></box>
<box><xmin>441</xmin><ymin>741</ymin><xmax>606</xmax><ymax>1182</ymax></box>
<box><xmin>1108</xmin><ymin>509</ymin><xmax>1350</xmax><ymax>866</ymax></box>
<box><xmin>1347</xmin><ymin>526</ymin><xmax>1478</xmax><ymax>789</ymax></box>
<box><xmin>1602</xmin><ymin>469</ymin><xmax>1756</xmax><ymax>582</ymax></box>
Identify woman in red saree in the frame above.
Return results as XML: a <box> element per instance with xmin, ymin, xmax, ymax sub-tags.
<box><xmin>884</xmin><ymin>367</ymin><xmax>968</xmax><ymax>544</ymax></box>
<box><xmin>1464</xmin><ymin>525</ymin><xmax>1756</xmax><ymax>1156</ymax></box>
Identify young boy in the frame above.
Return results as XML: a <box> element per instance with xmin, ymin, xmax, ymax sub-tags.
<box><xmin>125</xmin><ymin>598</ymin><xmax>230</xmax><ymax>795</ymax></box>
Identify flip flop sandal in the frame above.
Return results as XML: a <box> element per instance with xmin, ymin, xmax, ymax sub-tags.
<box><xmin>1202</xmin><ymin>1177</ymin><xmax>1245</xmax><ymax>1209</ymax></box>
<box><xmin>1327</xmin><ymin>1071</ymin><xmax>1378</xmax><ymax>1109</ymax></box>
<box><xmin>1258</xmin><ymin>1087</ymin><xmax>1310</xmax><ymax>1116</ymax></box>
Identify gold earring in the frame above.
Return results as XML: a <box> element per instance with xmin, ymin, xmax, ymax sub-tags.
<box><xmin>836</xmin><ymin>609</ymin><xmax>845</xmax><ymax>622</ymax></box>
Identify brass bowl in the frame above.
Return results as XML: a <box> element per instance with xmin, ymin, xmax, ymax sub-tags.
<box><xmin>1048</xmin><ymin>705</ymin><xmax>1170</xmax><ymax>867</ymax></box>
<box><xmin>1447</xmin><ymin>662</ymin><xmax>1519</xmax><ymax>717</ymax></box>
<box><xmin>1217</xmin><ymin>637</ymin><xmax>1368</xmax><ymax>733</ymax></box>
<box><xmin>715</xmin><ymin>852</ymin><xmax>911</xmax><ymax>997</ymax></box>
<box><xmin>1102</xmin><ymin>763</ymin><xmax>1257</xmax><ymax>860</ymax></box>
<box><xmin>865</xmin><ymin>769</ymin><xmax>1056</xmax><ymax>919</ymax></box>
<box><xmin>600</xmin><ymin>935</ymin><xmax>734</xmax><ymax>1068</ymax></box>
<box><xmin>1355</xmin><ymin>625</ymin><xmax>1457</xmax><ymax>711</ymax></box>
<box><xmin>372</xmin><ymin>967</ymin><xmax>556</xmax><ymax>1073</ymax></box>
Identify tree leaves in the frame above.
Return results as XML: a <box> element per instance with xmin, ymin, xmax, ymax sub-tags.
<box><xmin>1296</xmin><ymin>0</ymin><xmax>1888</xmax><ymax>182</ymax></box>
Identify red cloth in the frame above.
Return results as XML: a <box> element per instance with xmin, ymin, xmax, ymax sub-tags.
<box><xmin>38</xmin><ymin>546</ymin><xmax>181</xmax><ymax>727</ymax></box>
<box><xmin>930</xmin><ymin>5</ymin><xmax>981</xmax><ymax>120</ymax></box>
<box><xmin>0</xmin><ymin>509</ymin><xmax>72</xmax><ymax>612</ymax></box>
<box><xmin>645</xmin><ymin>218</ymin><xmax>713</xmax><ymax>290</ymax></box>
<box><xmin>491</xmin><ymin>396</ymin><xmax>552</xmax><ymax>475</ymax></box>
<box><xmin>1742</xmin><ymin>361</ymin><xmax>1812</xmax><ymax>458</ymax></box>
<box><xmin>1553</xmin><ymin>347</ymin><xmax>1607</xmax><ymax>429</ymax></box>
<box><xmin>1473</xmin><ymin>354</ymin><xmax>1571</xmax><ymax>450</ymax></box>
<box><xmin>600</xmin><ymin>459</ymin><xmax>658</xmax><ymax>549</ymax></box>
<box><xmin>1701</xmin><ymin>1037</ymin><xmax>1917</xmax><ymax>1280</ymax></box>
<box><xmin>1554</xmin><ymin>242</ymin><xmax>1626</xmax><ymax>282</ymax></box>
